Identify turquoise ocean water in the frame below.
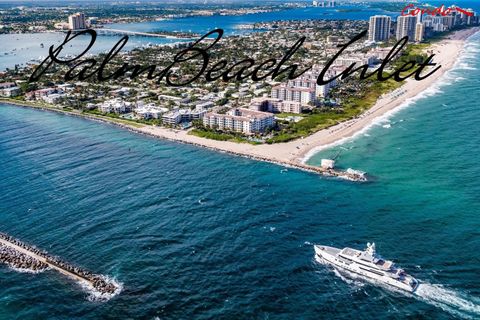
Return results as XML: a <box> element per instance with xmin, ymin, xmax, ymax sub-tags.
<box><xmin>0</xmin><ymin>31</ymin><xmax>480</xmax><ymax>319</ymax></box>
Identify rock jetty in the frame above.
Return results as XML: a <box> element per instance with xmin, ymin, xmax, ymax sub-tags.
<box><xmin>0</xmin><ymin>233</ymin><xmax>118</xmax><ymax>296</ymax></box>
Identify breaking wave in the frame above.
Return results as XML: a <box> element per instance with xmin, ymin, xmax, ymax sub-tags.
<box><xmin>79</xmin><ymin>275</ymin><xmax>123</xmax><ymax>302</ymax></box>
<box><xmin>302</xmin><ymin>30</ymin><xmax>480</xmax><ymax>162</ymax></box>
<box><xmin>10</xmin><ymin>266</ymin><xmax>50</xmax><ymax>274</ymax></box>
<box><xmin>456</xmin><ymin>62</ymin><xmax>477</xmax><ymax>70</ymax></box>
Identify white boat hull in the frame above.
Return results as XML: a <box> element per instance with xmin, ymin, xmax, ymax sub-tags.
<box><xmin>314</xmin><ymin>245</ymin><xmax>418</xmax><ymax>293</ymax></box>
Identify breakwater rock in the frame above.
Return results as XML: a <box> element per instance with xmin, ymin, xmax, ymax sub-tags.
<box><xmin>0</xmin><ymin>232</ymin><xmax>121</xmax><ymax>300</ymax></box>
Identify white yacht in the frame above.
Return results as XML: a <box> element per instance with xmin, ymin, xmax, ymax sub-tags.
<box><xmin>314</xmin><ymin>243</ymin><xmax>419</xmax><ymax>293</ymax></box>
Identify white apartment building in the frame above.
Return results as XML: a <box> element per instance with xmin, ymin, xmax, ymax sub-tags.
<box><xmin>68</xmin><ymin>13</ymin><xmax>86</xmax><ymax>30</ymax></box>
<box><xmin>271</xmin><ymin>68</ymin><xmax>338</xmax><ymax>104</ymax></box>
<box><xmin>162</xmin><ymin>107</ymin><xmax>207</xmax><ymax>125</ymax></box>
<box><xmin>97</xmin><ymin>98</ymin><xmax>131</xmax><ymax>114</ymax></box>
<box><xmin>335</xmin><ymin>55</ymin><xmax>375</xmax><ymax>67</ymax></box>
<box><xmin>0</xmin><ymin>83</ymin><xmax>20</xmax><ymax>97</ymax></box>
<box><xmin>271</xmin><ymin>85</ymin><xmax>316</xmax><ymax>104</ymax></box>
<box><xmin>414</xmin><ymin>22</ymin><xmax>425</xmax><ymax>42</ymax></box>
<box><xmin>0</xmin><ymin>87</ymin><xmax>21</xmax><ymax>97</ymax></box>
<box><xmin>42</xmin><ymin>93</ymin><xmax>65</xmax><ymax>104</ymax></box>
<box><xmin>396</xmin><ymin>15</ymin><xmax>417</xmax><ymax>41</ymax></box>
<box><xmin>368</xmin><ymin>15</ymin><xmax>391</xmax><ymax>42</ymax></box>
<box><xmin>162</xmin><ymin>111</ymin><xmax>182</xmax><ymax>125</ymax></box>
<box><xmin>203</xmin><ymin>108</ymin><xmax>275</xmax><ymax>135</ymax></box>
<box><xmin>135</xmin><ymin>104</ymin><xmax>169</xmax><ymax>120</ymax></box>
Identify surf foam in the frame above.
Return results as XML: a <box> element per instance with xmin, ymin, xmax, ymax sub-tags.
<box><xmin>302</xmin><ymin>30</ymin><xmax>480</xmax><ymax>162</ymax></box>
<box><xmin>80</xmin><ymin>275</ymin><xmax>123</xmax><ymax>302</ymax></box>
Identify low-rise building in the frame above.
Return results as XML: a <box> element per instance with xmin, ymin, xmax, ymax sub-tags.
<box><xmin>42</xmin><ymin>93</ymin><xmax>65</xmax><ymax>104</ymax></box>
<box><xmin>109</xmin><ymin>87</ymin><xmax>131</xmax><ymax>97</ymax></box>
<box><xmin>162</xmin><ymin>106</ymin><xmax>208</xmax><ymax>125</ymax></box>
<box><xmin>135</xmin><ymin>104</ymin><xmax>169</xmax><ymax>119</ymax></box>
<box><xmin>0</xmin><ymin>86</ymin><xmax>21</xmax><ymax>97</ymax></box>
<box><xmin>25</xmin><ymin>88</ymin><xmax>63</xmax><ymax>100</ymax></box>
<box><xmin>195</xmin><ymin>101</ymin><xmax>214</xmax><ymax>110</ymax></box>
<box><xmin>334</xmin><ymin>55</ymin><xmax>375</xmax><ymax>67</ymax></box>
<box><xmin>0</xmin><ymin>82</ymin><xmax>16</xmax><ymax>90</ymax></box>
<box><xmin>162</xmin><ymin>111</ymin><xmax>182</xmax><ymax>125</ymax></box>
<box><xmin>97</xmin><ymin>98</ymin><xmax>132</xmax><ymax>114</ymax></box>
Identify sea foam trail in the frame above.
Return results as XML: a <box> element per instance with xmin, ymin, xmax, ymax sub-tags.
<box><xmin>415</xmin><ymin>283</ymin><xmax>480</xmax><ymax>320</ymax></box>
<box><xmin>317</xmin><ymin>256</ymin><xmax>480</xmax><ymax>319</ymax></box>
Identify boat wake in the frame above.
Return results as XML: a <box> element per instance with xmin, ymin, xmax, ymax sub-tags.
<box><xmin>316</xmin><ymin>255</ymin><xmax>480</xmax><ymax>319</ymax></box>
<box><xmin>414</xmin><ymin>283</ymin><xmax>480</xmax><ymax>320</ymax></box>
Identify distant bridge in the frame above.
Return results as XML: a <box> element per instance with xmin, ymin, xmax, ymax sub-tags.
<box><xmin>93</xmin><ymin>28</ymin><xmax>184</xmax><ymax>39</ymax></box>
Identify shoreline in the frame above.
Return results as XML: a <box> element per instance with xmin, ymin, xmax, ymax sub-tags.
<box><xmin>0</xmin><ymin>99</ymin><xmax>367</xmax><ymax>181</ymax></box>
<box><xmin>121</xmin><ymin>27</ymin><xmax>479</xmax><ymax>166</ymax></box>
<box><xmin>298</xmin><ymin>27</ymin><xmax>480</xmax><ymax>162</ymax></box>
<box><xmin>1</xmin><ymin>27</ymin><xmax>478</xmax><ymax>177</ymax></box>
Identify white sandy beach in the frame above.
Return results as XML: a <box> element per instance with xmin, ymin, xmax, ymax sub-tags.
<box><xmin>3</xmin><ymin>27</ymin><xmax>478</xmax><ymax>174</ymax></box>
<box><xmin>135</xmin><ymin>27</ymin><xmax>479</xmax><ymax>166</ymax></box>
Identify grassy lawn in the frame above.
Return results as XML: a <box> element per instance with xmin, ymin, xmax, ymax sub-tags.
<box><xmin>266</xmin><ymin>42</ymin><xmax>427</xmax><ymax>144</ymax></box>
<box><xmin>275</xmin><ymin>112</ymin><xmax>306</xmax><ymax>118</ymax></box>
<box><xmin>266</xmin><ymin>81</ymin><xmax>399</xmax><ymax>144</ymax></box>
<box><xmin>82</xmin><ymin>110</ymin><xmax>146</xmax><ymax>128</ymax></box>
<box><xmin>0</xmin><ymin>98</ymin><xmax>146</xmax><ymax>129</ymax></box>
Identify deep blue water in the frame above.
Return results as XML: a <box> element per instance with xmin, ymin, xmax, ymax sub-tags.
<box><xmin>1</xmin><ymin>32</ymin><xmax>480</xmax><ymax>320</ymax></box>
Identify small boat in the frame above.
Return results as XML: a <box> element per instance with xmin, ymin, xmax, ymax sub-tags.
<box><xmin>314</xmin><ymin>242</ymin><xmax>419</xmax><ymax>293</ymax></box>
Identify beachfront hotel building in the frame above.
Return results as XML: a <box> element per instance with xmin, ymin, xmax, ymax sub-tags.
<box><xmin>368</xmin><ymin>15</ymin><xmax>391</xmax><ymax>42</ymax></box>
<box><xmin>68</xmin><ymin>13</ymin><xmax>87</xmax><ymax>30</ymax></box>
<box><xmin>396</xmin><ymin>16</ymin><xmax>417</xmax><ymax>41</ymax></box>
<box><xmin>250</xmin><ymin>97</ymin><xmax>306</xmax><ymax>114</ymax></box>
<box><xmin>203</xmin><ymin>108</ymin><xmax>275</xmax><ymax>135</ymax></box>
